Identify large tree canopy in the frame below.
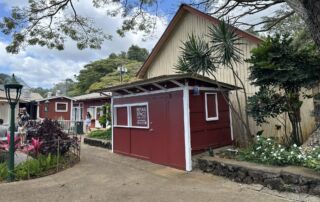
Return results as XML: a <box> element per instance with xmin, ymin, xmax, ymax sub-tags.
<box><xmin>247</xmin><ymin>34</ymin><xmax>320</xmax><ymax>145</ymax></box>
<box><xmin>1</xmin><ymin>0</ymin><xmax>320</xmax><ymax>53</ymax></box>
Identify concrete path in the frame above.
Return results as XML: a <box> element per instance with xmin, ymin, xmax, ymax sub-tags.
<box><xmin>0</xmin><ymin>144</ymin><xmax>318</xmax><ymax>202</ymax></box>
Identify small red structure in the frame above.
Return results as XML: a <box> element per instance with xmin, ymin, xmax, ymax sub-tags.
<box><xmin>37</xmin><ymin>93</ymin><xmax>110</xmax><ymax>129</ymax></box>
<box><xmin>98</xmin><ymin>74</ymin><xmax>238</xmax><ymax>171</ymax></box>
<box><xmin>72</xmin><ymin>93</ymin><xmax>110</xmax><ymax>128</ymax></box>
<box><xmin>37</xmin><ymin>95</ymin><xmax>74</xmax><ymax>120</ymax></box>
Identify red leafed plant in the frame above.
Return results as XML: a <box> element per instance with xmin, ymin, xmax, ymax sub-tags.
<box><xmin>0</xmin><ymin>133</ymin><xmax>21</xmax><ymax>151</ymax></box>
<box><xmin>23</xmin><ymin>138</ymin><xmax>43</xmax><ymax>157</ymax></box>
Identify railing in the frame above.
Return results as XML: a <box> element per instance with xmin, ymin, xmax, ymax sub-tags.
<box><xmin>28</xmin><ymin>119</ymin><xmax>84</xmax><ymax>135</ymax></box>
<box><xmin>57</xmin><ymin>120</ymin><xmax>77</xmax><ymax>134</ymax></box>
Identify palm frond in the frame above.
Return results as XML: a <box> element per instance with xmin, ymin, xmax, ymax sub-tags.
<box><xmin>208</xmin><ymin>20</ymin><xmax>243</xmax><ymax>67</ymax></box>
<box><xmin>175</xmin><ymin>33</ymin><xmax>216</xmax><ymax>76</ymax></box>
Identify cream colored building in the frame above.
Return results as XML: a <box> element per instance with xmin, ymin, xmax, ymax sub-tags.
<box><xmin>136</xmin><ymin>4</ymin><xmax>316</xmax><ymax>142</ymax></box>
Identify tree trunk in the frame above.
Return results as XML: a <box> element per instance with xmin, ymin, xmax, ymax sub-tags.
<box><xmin>302</xmin><ymin>0</ymin><xmax>320</xmax><ymax>50</ymax></box>
<box><xmin>286</xmin><ymin>0</ymin><xmax>320</xmax><ymax>50</ymax></box>
<box><xmin>286</xmin><ymin>90</ymin><xmax>303</xmax><ymax>145</ymax></box>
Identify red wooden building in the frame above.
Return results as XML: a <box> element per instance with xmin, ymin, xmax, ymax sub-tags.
<box><xmin>37</xmin><ymin>93</ymin><xmax>110</xmax><ymax>128</ymax></box>
<box><xmin>37</xmin><ymin>95</ymin><xmax>74</xmax><ymax>120</ymax></box>
<box><xmin>98</xmin><ymin>74</ymin><xmax>238</xmax><ymax>171</ymax></box>
<box><xmin>72</xmin><ymin>93</ymin><xmax>111</xmax><ymax>128</ymax></box>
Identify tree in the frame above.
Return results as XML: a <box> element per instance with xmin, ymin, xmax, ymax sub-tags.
<box><xmin>2</xmin><ymin>1</ymin><xmax>320</xmax><ymax>53</ymax></box>
<box><xmin>30</xmin><ymin>87</ymin><xmax>50</xmax><ymax>97</ymax></box>
<box><xmin>176</xmin><ymin>21</ymin><xmax>253</xmax><ymax>147</ymax></box>
<box><xmin>127</xmin><ymin>45</ymin><xmax>149</xmax><ymax>62</ymax></box>
<box><xmin>247</xmin><ymin>34</ymin><xmax>320</xmax><ymax>145</ymax></box>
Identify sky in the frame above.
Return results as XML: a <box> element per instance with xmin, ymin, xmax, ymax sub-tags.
<box><xmin>0</xmin><ymin>0</ymin><xmax>177</xmax><ymax>88</ymax></box>
<box><xmin>0</xmin><ymin>0</ymin><xmax>280</xmax><ymax>89</ymax></box>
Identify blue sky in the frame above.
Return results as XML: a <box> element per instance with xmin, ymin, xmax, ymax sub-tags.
<box><xmin>0</xmin><ymin>0</ymin><xmax>276</xmax><ymax>89</ymax></box>
<box><xmin>0</xmin><ymin>0</ymin><xmax>189</xmax><ymax>88</ymax></box>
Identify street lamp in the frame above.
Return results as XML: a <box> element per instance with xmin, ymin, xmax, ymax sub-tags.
<box><xmin>4</xmin><ymin>74</ymin><xmax>23</xmax><ymax>182</ymax></box>
<box><xmin>44</xmin><ymin>100</ymin><xmax>50</xmax><ymax>118</ymax></box>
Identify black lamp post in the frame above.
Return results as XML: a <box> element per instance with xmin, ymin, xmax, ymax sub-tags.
<box><xmin>4</xmin><ymin>74</ymin><xmax>23</xmax><ymax>182</ymax></box>
<box><xmin>44</xmin><ymin>100</ymin><xmax>50</xmax><ymax>118</ymax></box>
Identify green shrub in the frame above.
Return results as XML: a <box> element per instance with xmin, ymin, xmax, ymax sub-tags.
<box><xmin>238</xmin><ymin>135</ymin><xmax>320</xmax><ymax>171</ymax></box>
<box><xmin>303</xmin><ymin>147</ymin><xmax>320</xmax><ymax>171</ymax></box>
<box><xmin>88</xmin><ymin>129</ymin><xmax>111</xmax><ymax>140</ymax></box>
<box><xmin>0</xmin><ymin>154</ymin><xmax>61</xmax><ymax>181</ymax></box>
<box><xmin>0</xmin><ymin>163</ymin><xmax>7</xmax><ymax>181</ymax></box>
<box><xmin>238</xmin><ymin>136</ymin><xmax>305</xmax><ymax>166</ymax></box>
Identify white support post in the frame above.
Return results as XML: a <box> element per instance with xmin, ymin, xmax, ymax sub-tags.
<box><xmin>183</xmin><ymin>83</ymin><xmax>192</xmax><ymax>171</ymax></box>
<box><xmin>111</xmin><ymin>97</ymin><xmax>114</xmax><ymax>153</ymax></box>
<box><xmin>36</xmin><ymin>102</ymin><xmax>40</xmax><ymax>119</ymax></box>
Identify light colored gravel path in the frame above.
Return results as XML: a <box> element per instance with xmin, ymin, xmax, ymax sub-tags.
<box><xmin>0</xmin><ymin>144</ymin><xmax>318</xmax><ymax>202</ymax></box>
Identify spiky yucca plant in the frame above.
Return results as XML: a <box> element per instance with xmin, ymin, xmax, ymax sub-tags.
<box><xmin>176</xmin><ymin>33</ymin><xmax>216</xmax><ymax>76</ymax></box>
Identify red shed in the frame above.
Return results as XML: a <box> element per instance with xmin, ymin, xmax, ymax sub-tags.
<box><xmin>37</xmin><ymin>96</ymin><xmax>75</xmax><ymax>120</ymax></box>
<box><xmin>98</xmin><ymin>74</ymin><xmax>238</xmax><ymax>171</ymax></box>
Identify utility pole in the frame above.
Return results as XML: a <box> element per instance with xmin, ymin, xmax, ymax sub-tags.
<box><xmin>117</xmin><ymin>66</ymin><xmax>127</xmax><ymax>84</ymax></box>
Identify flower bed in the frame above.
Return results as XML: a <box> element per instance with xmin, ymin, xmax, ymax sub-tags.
<box><xmin>0</xmin><ymin>119</ymin><xmax>81</xmax><ymax>182</ymax></box>
<box><xmin>0</xmin><ymin>152</ymin><xmax>79</xmax><ymax>182</ymax></box>
<box><xmin>236</xmin><ymin>136</ymin><xmax>320</xmax><ymax>171</ymax></box>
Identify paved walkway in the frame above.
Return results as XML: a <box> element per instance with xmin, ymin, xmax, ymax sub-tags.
<box><xmin>0</xmin><ymin>144</ymin><xmax>318</xmax><ymax>202</ymax></box>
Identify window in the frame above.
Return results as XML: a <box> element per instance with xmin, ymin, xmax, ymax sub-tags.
<box><xmin>114</xmin><ymin>103</ymin><xmax>149</xmax><ymax>129</ymax></box>
<box><xmin>131</xmin><ymin>105</ymin><xmax>148</xmax><ymax>128</ymax></box>
<box><xmin>55</xmin><ymin>102</ymin><xmax>68</xmax><ymax>112</ymax></box>
<box><xmin>114</xmin><ymin>106</ymin><xmax>128</xmax><ymax>127</ymax></box>
<box><xmin>205</xmin><ymin>92</ymin><xmax>219</xmax><ymax>121</ymax></box>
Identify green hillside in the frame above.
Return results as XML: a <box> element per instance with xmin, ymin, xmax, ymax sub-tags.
<box><xmin>88</xmin><ymin>59</ymin><xmax>141</xmax><ymax>92</ymax></box>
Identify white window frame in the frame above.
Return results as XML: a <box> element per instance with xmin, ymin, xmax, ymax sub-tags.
<box><xmin>55</xmin><ymin>102</ymin><xmax>68</xmax><ymax>112</ymax></box>
<box><xmin>113</xmin><ymin>102</ymin><xmax>149</xmax><ymax>129</ymax></box>
<box><xmin>205</xmin><ymin>92</ymin><xmax>219</xmax><ymax>121</ymax></box>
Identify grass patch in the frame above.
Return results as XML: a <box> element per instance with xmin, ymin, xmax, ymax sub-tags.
<box><xmin>88</xmin><ymin>129</ymin><xmax>111</xmax><ymax>140</ymax></box>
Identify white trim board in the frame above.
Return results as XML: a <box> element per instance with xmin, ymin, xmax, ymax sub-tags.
<box><xmin>112</xmin><ymin>87</ymin><xmax>184</xmax><ymax>99</ymax></box>
<box><xmin>204</xmin><ymin>92</ymin><xmax>219</xmax><ymax>121</ymax></box>
<box><xmin>111</xmin><ymin>97</ymin><xmax>114</xmax><ymax>153</ymax></box>
<box><xmin>183</xmin><ymin>85</ymin><xmax>192</xmax><ymax>172</ymax></box>
<box><xmin>113</xmin><ymin>102</ymin><xmax>149</xmax><ymax>129</ymax></box>
<box><xmin>55</xmin><ymin>102</ymin><xmax>68</xmax><ymax>112</ymax></box>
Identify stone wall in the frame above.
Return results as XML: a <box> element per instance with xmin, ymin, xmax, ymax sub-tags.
<box><xmin>83</xmin><ymin>137</ymin><xmax>112</xmax><ymax>150</ymax></box>
<box><xmin>198</xmin><ymin>157</ymin><xmax>320</xmax><ymax>196</ymax></box>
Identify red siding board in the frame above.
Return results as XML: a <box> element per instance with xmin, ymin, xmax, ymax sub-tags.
<box><xmin>39</xmin><ymin>98</ymin><xmax>71</xmax><ymax>120</ymax></box>
<box><xmin>113</xmin><ymin>91</ymin><xmax>185</xmax><ymax>170</ymax></box>
<box><xmin>189</xmin><ymin>91</ymin><xmax>232</xmax><ymax>154</ymax></box>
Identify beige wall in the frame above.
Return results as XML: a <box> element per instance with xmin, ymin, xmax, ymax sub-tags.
<box><xmin>144</xmin><ymin>12</ymin><xmax>316</xmax><ymax>141</ymax></box>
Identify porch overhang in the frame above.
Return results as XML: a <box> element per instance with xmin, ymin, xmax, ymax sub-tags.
<box><xmin>94</xmin><ymin>73</ymin><xmax>240</xmax><ymax>96</ymax></box>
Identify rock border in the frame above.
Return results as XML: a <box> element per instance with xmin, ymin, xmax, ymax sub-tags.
<box><xmin>83</xmin><ymin>137</ymin><xmax>112</xmax><ymax>150</ymax></box>
<box><xmin>198</xmin><ymin>156</ymin><xmax>320</xmax><ymax>196</ymax></box>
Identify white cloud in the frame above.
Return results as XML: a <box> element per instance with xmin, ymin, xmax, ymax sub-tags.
<box><xmin>0</xmin><ymin>1</ymin><xmax>167</xmax><ymax>88</ymax></box>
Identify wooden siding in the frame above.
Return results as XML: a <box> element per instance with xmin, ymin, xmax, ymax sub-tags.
<box><xmin>189</xmin><ymin>91</ymin><xmax>232</xmax><ymax>153</ymax></box>
<box><xmin>144</xmin><ymin>11</ymin><xmax>315</xmax><ymax>141</ymax></box>
<box><xmin>39</xmin><ymin>98</ymin><xmax>72</xmax><ymax>120</ymax></box>
<box><xmin>113</xmin><ymin>91</ymin><xmax>186</xmax><ymax>170</ymax></box>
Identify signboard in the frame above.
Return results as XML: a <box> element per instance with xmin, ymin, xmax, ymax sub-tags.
<box><xmin>132</xmin><ymin>105</ymin><xmax>148</xmax><ymax>127</ymax></box>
